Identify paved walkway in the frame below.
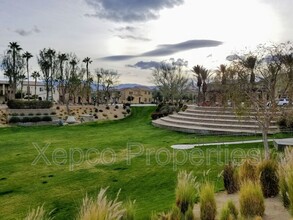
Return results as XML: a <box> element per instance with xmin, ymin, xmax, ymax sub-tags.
<box><xmin>171</xmin><ymin>139</ymin><xmax>274</xmax><ymax>149</ymax></box>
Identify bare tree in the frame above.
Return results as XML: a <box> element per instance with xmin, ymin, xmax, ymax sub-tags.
<box><xmin>229</xmin><ymin>43</ymin><xmax>287</xmax><ymax>159</ymax></box>
<box><xmin>152</xmin><ymin>62</ymin><xmax>190</xmax><ymax>104</ymax></box>
<box><xmin>95</xmin><ymin>68</ymin><xmax>119</xmax><ymax>104</ymax></box>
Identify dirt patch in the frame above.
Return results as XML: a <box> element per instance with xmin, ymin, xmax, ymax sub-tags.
<box><xmin>193</xmin><ymin>191</ymin><xmax>291</xmax><ymax>220</ymax></box>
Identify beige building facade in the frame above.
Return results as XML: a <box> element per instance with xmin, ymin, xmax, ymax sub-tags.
<box><xmin>120</xmin><ymin>87</ymin><xmax>153</xmax><ymax>104</ymax></box>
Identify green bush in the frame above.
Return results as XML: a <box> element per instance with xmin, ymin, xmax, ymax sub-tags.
<box><xmin>22</xmin><ymin>117</ymin><xmax>31</xmax><ymax>122</ymax></box>
<box><xmin>9</xmin><ymin>116</ymin><xmax>21</xmax><ymax>123</ymax></box>
<box><xmin>223</xmin><ymin>162</ymin><xmax>239</xmax><ymax>194</ymax></box>
<box><xmin>28</xmin><ymin>113</ymin><xmax>34</xmax><ymax>116</ymax></box>
<box><xmin>30</xmin><ymin>117</ymin><xmax>41</xmax><ymax>122</ymax></box>
<box><xmin>239</xmin><ymin>181</ymin><xmax>265</xmax><ymax>218</ymax></box>
<box><xmin>7</xmin><ymin>100</ymin><xmax>53</xmax><ymax>109</ymax></box>
<box><xmin>199</xmin><ymin>182</ymin><xmax>216</xmax><ymax>220</ymax></box>
<box><xmin>239</xmin><ymin>159</ymin><xmax>258</xmax><ymax>184</ymax></box>
<box><xmin>257</xmin><ymin>160</ymin><xmax>279</xmax><ymax>198</ymax></box>
<box><xmin>219</xmin><ymin>200</ymin><xmax>238</xmax><ymax>220</ymax></box>
<box><xmin>42</xmin><ymin>116</ymin><xmax>52</xmax><ymax>122</ymax></box>
<box><xmin>175</xmin><ymin>171</ymin><xmax>199</xmax><ymax>214</ymax></box>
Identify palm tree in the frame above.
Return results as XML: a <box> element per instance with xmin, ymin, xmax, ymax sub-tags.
<box><xmin>216</xmin><ymin>64</ymin><xmax>227</xmax><ymax>85</ymax></box>
<box><xmin>45</xmin><ymin>48</ymin><xmax>56</xmax><ymax>100</ymax></box>
<box><xmin>31</xmin><ymin>71</ymin><xmax>40</xmax><ymax>100</ymax></box>
<box><xmin>96</xmin><ymin>73</ymin><xmax>101</xmax><ymax>106</ymax></box>
<box><xmin>83</xmin><ymin>57</ymin><xmax>92</xmax><ymax>104</ymax></box>
<box><xmin>200</xmin><ymin>67</ymin><xmax>209</xmax><ymax>103</ymax></box>
<box><xmin>192</xmin><ymin>65</ymin><xmax>203</xmax><ymax>104</ymax></box>
<box><xmin>242</xmin><ymin>56</ymin><xmax>257</xmax><ymax>84</ymax></box>
<box><xmin>8</xmin><ymin>42</ymin><xmax>22</xmax><ymax>99</ymax></box>
<box><xmin>22</xmin><ymin>51</ymin><xmax>33</xmax><ymax>100</ymax></box>
<box><xmin>57</xmin><ymin>53</ymin><xmax>68</xmax><ymax>103</ymax></box>
<box><xmin>18</xmin><ymin>74</ymin><xmax>26</xmax><ymax>99</ymax></box>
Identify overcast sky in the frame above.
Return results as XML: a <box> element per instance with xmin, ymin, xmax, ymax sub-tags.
<box><xmin>0</xmin><ymin>0</ymin><xmax>292</xmax><ymax>85</ymax></box>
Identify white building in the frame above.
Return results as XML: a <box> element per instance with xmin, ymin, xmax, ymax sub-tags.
<box><xmin>0</xmin><ymin>79</ymin><xmax>59</xmax><ymax>102</ymax></box>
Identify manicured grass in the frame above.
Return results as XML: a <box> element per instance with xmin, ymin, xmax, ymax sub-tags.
<box><xmin>0</xmin><ymin>106</ymin><xmax>291</xmax><ymax>219</ymax></box>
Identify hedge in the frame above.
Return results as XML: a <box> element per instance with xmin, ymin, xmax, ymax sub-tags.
<box><xmin>7</xmin><ymin>100</ymin><xmax>53</xmax><ymax>109</ymax></box>
<box><xmin>9</xmin><ymin>116</ymin><xmax>52</xmax><ymax>123</ymax></box>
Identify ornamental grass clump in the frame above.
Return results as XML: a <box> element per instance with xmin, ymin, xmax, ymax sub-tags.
<box><xmin>219</xmin><ymin>200</ymin><xmax>238</xmax><ymax>220</ymax></box>
<box><xmin>257</xmin><ymin>159</ymin><xmax>279</xmax><ymax>198</ymax></box>
<box><xmin>223</xmin><ymin>162</ymin><xmax>239</xmax><ymax>194</ymax></box>
<box><xmin>150</xmin><ymin>206</ymin><xmax>181</xmax><ymax>220</ymax></box>
<box><xmin>199</xmin><ymin>182</ymin><xmax>216</xmax><ymax>220</ymax></box>
<box><xmin>239</xmin><ymin>159</ymin><xmax>258</xmax><ymax>184</ymax></box>
<box><xmin>24</xmin><ymin>205</ymin><xmax>53</xmax><ymax>220</ymax></box>
<box><xmin>278</xmin><ymin>147</ymin><xmax>293</xmax><ymax>209</ymax></box>
<box><xmin>77</xmin><ymin>187</ymin><xmax>126</xmax><ymax>220</ymax></box>
<box><xmin>239</xmin><ymin>181</ymin><xmax>265</xmax><ymax>218</ymax></box>
<box><xmin>175</xmin><ymin>171</ymin><xmax>199</xmax><ymax>214</ymax></box>
<box><xmin>122</xmin><ymin>199</ymin><xmax>136</xmax><ymax>220</ymax></box>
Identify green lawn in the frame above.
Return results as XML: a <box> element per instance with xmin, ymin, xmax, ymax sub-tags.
<box><xmin>0</xmin><ymin>106</ymin><xmax>291</xmax><ymax>219</ymax></box>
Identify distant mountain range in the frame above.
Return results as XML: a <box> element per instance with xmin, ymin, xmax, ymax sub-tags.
<box><xmin>115</xmin><ymin>83</ymin><xmax>156</xmax><ymax>90</ymax></box>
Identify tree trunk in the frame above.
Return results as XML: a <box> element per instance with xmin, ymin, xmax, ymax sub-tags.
<box><xmin>34</xmin><ymin>79</ymin><xmax>37</xmax><ymax>100</ymax></box>
<box><xmin>262</xmin><ymin>128</ymin><xmax>270</xmax><ymax>160</ymax></box>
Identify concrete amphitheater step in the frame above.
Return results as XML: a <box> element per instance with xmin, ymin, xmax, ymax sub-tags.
<box><xmin>152</xmin><ymin>106</ymin><xmax>280</xmax><ymax>134</ymax></box>
<box><xmin>170</xmin><ymin>114</ymin><xmax>278</xmax><ymax>126</ymax></box>
<box><xmin>160</xmin><ymin>117</ymin><xmax>278</xmax><ymax>132</ymax></box>
<box><xmin>169</xmin><ymin>114</ymin><xmax>258</xmax><ymax>126</ymax></box>
<box><xmin>152</xmin><ymin>118</ymin><xmax>273</xmax><ymax>134</ymax></box>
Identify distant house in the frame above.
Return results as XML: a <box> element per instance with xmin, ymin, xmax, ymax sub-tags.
<box><xmin>0</xmin><ymin>79</ymin><xmax>59</xmax><ymax>102</ymax></box>
<box><xmin>0</xmin><ymin>80</ymin><xmax>11</xmax><ymax>103</ymax></box>
<box><xmin>22</xmin><ymin>81</ymin><xmax>59</xmax><ymax>102</ymax></box>
<box><xmin>119</xmin><ymin>86</ymin><xmax>153</xmax><ymax>104</ymax></box>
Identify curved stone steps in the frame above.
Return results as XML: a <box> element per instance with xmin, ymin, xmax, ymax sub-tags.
<box><xmin>169</xmin><ymin>114</ymin><xmax>258</xmax><ymax>126</ymax></box>
<box><xmin>153</xmin><ymin>118</ymin><xmax>266</xmax><ymax>134</ymax></box>
<box><xmin>152</xmin><ymin>106</ymin><xmax>280</xmax><ymax>134</ymax></box>
<box><xmin>160</xmin><ymin>117</ymin><xmax>278</xmax><ymax>132</ymax></box>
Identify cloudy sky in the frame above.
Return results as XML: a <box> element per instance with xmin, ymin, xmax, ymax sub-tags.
<box><xmin>0</xmin><ymin>0</ymin><xmax>292</xmax><ymax>85</ymax></box>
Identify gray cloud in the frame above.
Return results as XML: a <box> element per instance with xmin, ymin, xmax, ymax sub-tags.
<box><xmin>127</xmin><ymin>58</ymin><xmax>188</xmax><ymax>70</ymax></box>
<box><xmin>14</xmin><ymin>25</ymin><xmax>41</xmax><ymax>36</ymax></box>
<box><xmin>116</xmin><ymin>35</ymin><xmax>151</xmax><ymax>41</ymax></box>
<box><xmin>126</xmin><ymin>61</ymin><xmax>161</xmax><ymax>69</ymax></box>
<box><xmin>114</xmin><ymin>26</ymin><xmax>137</xmax><ymax>32</ymax></box>
<box><xmin>85</xmin><ymin>0</ymin><xmax>184</xmax><ymax>22</ymax></box>
<box><xmin>101</xmin><ymin>39</ymin><xmax>223</xmax><ymax>61</ymax></box>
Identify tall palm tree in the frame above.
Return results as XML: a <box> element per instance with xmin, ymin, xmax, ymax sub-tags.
<box><xmin>242</xmin><ymin>56</ymin><xmax>257</xmax><ymax>84</ymax></box>
<box><xmin>83</xmin><ymin>57</ymin><xmax>92</xmax><ymax>104</ymax></box>
<box><xmin>22</xmin><ymin>51</ymin><xmax>33</xmax><ymax>100</ymax></box>
<box><xmin>192</xmin><ymin>65</ymin><xmax>203</xmax><ymax>103</ymax></box>
<box><xmin>18</xmin><ymin>74</ymin><xmax>26</xmax><ymax>99</ymax></box>
<box><xmin>31</xmin><ymin>71</ymin><xmax>40</xmax><ymax>100</ymax></box>
<box><xmin>70</xmin><ymin>59</ymin><xmax>77</xmax><ymax>75</ymax></box>
<box><xmin>45</xmin><ymin>48</ymin><xmax>56</xmax><ymax>100</ymax></box>
<box><xmin>8</xmin><ymin>42</ymin><xmax>22</xmax><ymax>99</ymax></box>
<box><xmin>200</xmin><ymin>67</ymin><xmax>209</xmax><ymax>103</ymax></box>
<box><xmin>96</xmin><ymin>73</ymin><xmax>101</xmax><ymax>106</ymax></box>
<box><xmin>216</xmin><ymin>64</ymin><xmax>227</xmax><ymax>85</ymax></box>
<box><xmin>57</xmin><ymin>53</ymin><xmax>68</xmax><ymax>104</ymax></box>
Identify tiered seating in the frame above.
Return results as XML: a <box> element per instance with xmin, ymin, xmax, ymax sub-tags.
<box><xmin>152</xmin><ymin>106</ymin><xmax>279</xmax><ymax>134</ymax></box>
